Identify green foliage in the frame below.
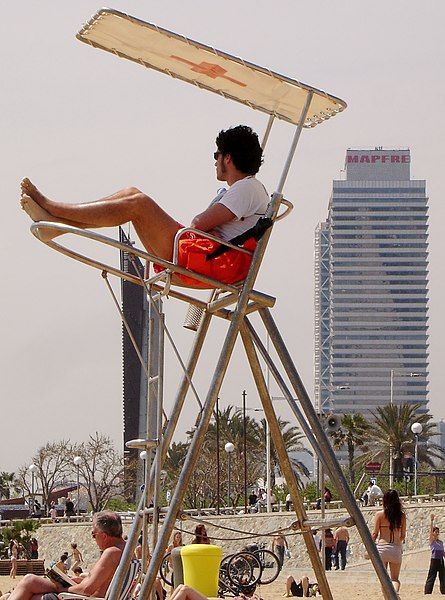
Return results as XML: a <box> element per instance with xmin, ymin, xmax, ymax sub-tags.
<box><xmin>105</xmin><ymin>498</ymin><xmax>136</xmax><ymax>512</ymax></box>
<box><xmin>0</xmin><ymin>519</ymin><xmax>40</xmax><ymax>547</ymax></box>
<box><xmin>302</xmin><ymin>481</ymin><xmax>318</xmax><ymax>502</ymax></box>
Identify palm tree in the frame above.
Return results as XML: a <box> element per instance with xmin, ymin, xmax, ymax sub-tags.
<box><xmin>330</xmin><ymin>414</ymin><xmax>369</xmax><ymax>486</ymax></box>
<box><xmin>362</xmin><ymin>402</ymin><xmax>445</xmax><ymax>478</ymax></box>
<box><xmin>256</xmin><ymin>416</ymin><xmax>311</xmax><ymax>485</ymax></box>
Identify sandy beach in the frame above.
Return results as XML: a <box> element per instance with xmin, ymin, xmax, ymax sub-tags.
<box><xmin>0</xmin><ymin>547</ymin><xmax>441</xmax><ymax>599</ymax></box>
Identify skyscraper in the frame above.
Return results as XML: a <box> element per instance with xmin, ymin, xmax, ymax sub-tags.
<box><xmin>314</xmin><ymin>149</ymin><xmax>429</xmax><ymax>416</ymax></box>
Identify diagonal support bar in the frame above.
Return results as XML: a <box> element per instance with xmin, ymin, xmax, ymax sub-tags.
<box><xmin>239</xmin><ymin>323</ymin><xmax>332</xmax><ymax>600</ymax></box>
<box><xmin>259</xmin><ymin>307</ymin><xmax>399</xmax><ymax>600</ymax></box>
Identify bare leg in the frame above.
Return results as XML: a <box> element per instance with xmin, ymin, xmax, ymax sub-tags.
<box><xmin>285</xmin><ymin>575</ymin><xmax>295</xmax><ymax>596</ymax></box>
<box><xmin>8</xmin><ymin>574</ymin><xmax>58</xmax><ymax>600</ymax></box>
<box><xmin>301</xmin><ymin>576</ymin><xmax>309</xmax><ymax>596</ymax></box>
<box><xmin>170</xmin><ymin>585</ymin><xmax>207</xmax><ymax>600</ymax></box>
<box><xmin>388</xmin><ymin>562</ymin><xmax>401</xmax><ymax>593</ymax></box>
<box><xmin>20</xmin><ymin>179</ymin><xmax>180</xmax><ymax>259</ymax></box>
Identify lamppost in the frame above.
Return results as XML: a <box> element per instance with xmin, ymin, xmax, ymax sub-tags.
<box><xmin>73</xmin><ymin>456</ymin><xmax>82</xmax><ymax>516</ymax></box>
<box><xmin>28</xmin><ymin>464</ymin><xmax>38</xmax><ymax>516</ymax></box>
<box><xmin>389</xmin><ymin>370</ymin><xmax>422</xmax><ymax>487</ymax></box>
<box><xmin>140</xmin><ymin>450</ymin><xmax>147</xmax><ymax>488</ymax></box>
<box><xmin>224</xmin><ymin>442</ymin><xmax>235</xmax><ymax>510</ymax></box>
<box><xmin>411</xmin><ymin>422</ymin><xmax>423</xmax><ymax>496</ymax></box>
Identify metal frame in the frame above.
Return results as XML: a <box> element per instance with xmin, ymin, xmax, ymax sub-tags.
<box><xmin>28</xmin><ymin>15</ymin><xmax>400</xmax><ymax>599</ymax></box>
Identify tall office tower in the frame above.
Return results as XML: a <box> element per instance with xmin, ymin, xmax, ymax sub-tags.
<box><xmin>314</xmin><ymin>149</ymin><xmax>429</xmax><ymax>416</ymax></box>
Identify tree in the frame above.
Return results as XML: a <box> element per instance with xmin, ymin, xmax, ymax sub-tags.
<box><xmin>16</xmin><ymin>441</ymin><xmax>72</xmax><ymax>514</ymax></box>
<box><xmin>256</xmin><ymin>416</ymin><xmax>311</xmax><ymax>486</ymax></box>
<box><xmin>0</xmin><ymin>472</ymin><xmax>16</xmax><ymax>499</ymax></box>
<box><xmin>330</xmin><ymin>414</ymin><xmax>369</xmax><ymax>485</ymax></box>
<box><xmin>72</xmin><ymin>433</ymin><xmax>127</xmax><ymax>512</ymax></box>
<box><xmin>362</xmin><ymin>402</ymin><xmax>445</xmax><ymax>479</ymax></box>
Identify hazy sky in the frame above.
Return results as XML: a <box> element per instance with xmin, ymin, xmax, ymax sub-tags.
<box><xmin>1</xmin><ymin>1</ymin><xmax>444</xmax><ymax>473</ymax></box>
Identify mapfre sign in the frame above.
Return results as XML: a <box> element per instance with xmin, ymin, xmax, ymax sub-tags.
<box><xmin>347</xmin><ymin>154</ymin><xmax>410</xmax><ymax>164</ymax></box>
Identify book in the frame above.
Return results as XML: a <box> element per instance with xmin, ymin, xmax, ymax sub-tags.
<box><xmin>46</xmin><ymin>565</ymin><xmax>75</xmax><ymax>589</ymax></box>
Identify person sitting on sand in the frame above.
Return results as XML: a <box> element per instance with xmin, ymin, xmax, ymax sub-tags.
<box><xmin>6</xmin><ymin>511</ymin><xmax>125</xmax><ymax>600</ymax></box>
<box><xmin>20</xmin><ymin>125</ymin><xmax>269</xmax><ymax>288</ymax></box>
<box><xmin>285</xmin><ymin>575</ymin><xmax>319</xmax><ymax>597</ymax></box>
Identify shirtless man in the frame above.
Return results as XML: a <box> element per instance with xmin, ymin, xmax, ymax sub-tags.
<box><xmin>20</xmin><ymin>125</ymin><xmax>269</xmax><ymax>286</ymax></box>
<box><xmin>6</xmin><ymin>511</ymin><xmax>125</xmax><ymax>600</ymax></box>
<box><xmin>333</xmin><ymin>525</ymin><xmax>349</xmax><ymax>570</ymax></box>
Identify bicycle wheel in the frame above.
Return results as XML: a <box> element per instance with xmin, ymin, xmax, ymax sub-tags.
<box><xmin>160</xmin><ymin>552</ymin><xmax>173</xmax><ymax>587</ymax></box>
<box><xmin>227</xmin><ymin>552</ymin><xmax>262</xmax><ymax>588</ymax></box>
<box><xmin>255</xmin><ymin>549</ymin><xmax>281</xmax><ymax>584</ymax></box>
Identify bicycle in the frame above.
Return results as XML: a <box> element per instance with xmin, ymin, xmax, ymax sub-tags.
<box><xmin>244</xmin><ymin>543</ymin><xmax>281</xmax><ymax>585</ymax></box>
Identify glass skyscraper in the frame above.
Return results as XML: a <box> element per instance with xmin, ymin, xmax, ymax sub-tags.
<box><xmin>314</xmin><ymin>149</ymin><xmax>429</xmax><ymax>416</ymax></box>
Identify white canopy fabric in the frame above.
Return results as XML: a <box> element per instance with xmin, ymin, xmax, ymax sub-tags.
<box><xmin>77</xmin><ymin>8</ymin><xmax>347</xmax><ymax>127</ymax></box>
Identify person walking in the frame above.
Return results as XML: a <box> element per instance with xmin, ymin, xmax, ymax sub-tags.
<box><xmin>424</xmin><ymin>514</ymin><xmax>445</xmax><ymax>594</ymax></box>
<box><xmin>9</xmin><ymin>541</ymin><xmax>18</xmax><ymax>579</ymax></box>
<box><xmin>272</xmin><ymin>534</ymin><xmax>288</xmax><ymax>569</ymax></box>
<box><xmin>324</xmin><ymin>529</ymin><xmax>335</xmax><ymax>570</ymax></box>
<box><xmin>372</xmin><ymin>489</ymin><xmax>406</xmax><ymax>595</ymax></box>
<box><xmin>334</xmin><ymin>526</ymin><xmax>350</xmax><ymax>570</ymax></box>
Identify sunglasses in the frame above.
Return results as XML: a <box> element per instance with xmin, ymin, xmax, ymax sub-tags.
<box><xmin>213</xmin><ymin>151</ymin><xmax>222</xmax><ymax>160</ymax></box>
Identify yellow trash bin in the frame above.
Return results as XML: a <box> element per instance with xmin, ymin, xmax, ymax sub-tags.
<box><xmin>180</xmin><ymin>544</ymin><xmax>222</xmax><ymax>596</ymax></box>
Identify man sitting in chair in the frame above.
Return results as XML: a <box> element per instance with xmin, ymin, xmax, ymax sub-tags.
<box><xmin>6</xmin><ymin>511</ymin><xmax>126</xmax><ymax>600</ymax></box>
<box><xmin>21</xmin><ymin>125</ymin><xmax>269</xmax><ymax>287</ymax></box>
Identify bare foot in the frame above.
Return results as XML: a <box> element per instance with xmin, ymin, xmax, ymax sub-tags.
<box><xmin>21</xmin><ymin>177</ymin><xmax>51</xmax><ymax>210</ymax></box>
<box><xmin>20</xmin><ymin>195</ymin><xmax>63</xmax><ymax>242</ymax></box>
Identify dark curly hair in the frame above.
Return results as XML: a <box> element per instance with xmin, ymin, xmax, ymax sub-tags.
<box><xmin>382</xmin><ymin>489</ymin><xmax>404</xmax><ymax>531</ymax></box>
<box><xmin>216</xmin><ymin>125</ymin><xmax>263</xmax><ymax>175</ymax></box>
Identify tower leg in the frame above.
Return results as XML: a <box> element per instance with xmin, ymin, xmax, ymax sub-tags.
<box><xmin>260</xmin><ymin>308</ymin><xmax>399</xmax><ymax>600</ymax></box>
<box><xmin>240</xmin><ymin>324</ymin><xmax>333</xmax><ymax>600</ymax></box>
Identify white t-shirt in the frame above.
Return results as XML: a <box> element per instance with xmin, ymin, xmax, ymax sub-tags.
<box><xmin>213</xmin><ymin>176</ymin><xmax>269</xmax><ymax>241</ymax></box>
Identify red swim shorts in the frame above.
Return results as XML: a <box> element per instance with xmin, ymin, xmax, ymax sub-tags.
<box><xmin>153</xmin><ymin>227</ymin><xmax>256</xmax><ymax>288</ymax></box>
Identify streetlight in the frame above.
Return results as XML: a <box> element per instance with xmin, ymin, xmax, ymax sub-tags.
<box><xmin>139</xmin><ymin>451</ymin><xmax>147</xmax><ymax>495</ymax></box>
<box><xmin>224</xmin><ymin>442</ymin><xmax>235</xmax><ymax>510</ymax></box>
<box><xmin>73</xmin><ymin>456</ymin><xmax>82</xmax><ymax>516</ymax></box>
<box><xmin>411</xmin><ymin>422</ymin><xmax>423</xmax><ymax>496</ymax></box>
<box><xmin>389</xmin><ymin>370</ymin><xmax>423</xmax><ymax>487</ymax></box>
<box><xmin>28</xmin><ymin>464</ymin><xmax>38</xmax><ymax>516</ymax></box>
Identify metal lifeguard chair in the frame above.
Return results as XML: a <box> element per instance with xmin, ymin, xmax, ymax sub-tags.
<box><xmin>30</xmin><ymin>9</ymin><xmax>399</xmax><ymax>600</ymax></box>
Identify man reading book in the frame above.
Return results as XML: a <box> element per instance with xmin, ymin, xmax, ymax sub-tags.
<box><xmin>7</xmin><ymin>511</ymin><xmax>126</xmax><ymax>600</ymax></box>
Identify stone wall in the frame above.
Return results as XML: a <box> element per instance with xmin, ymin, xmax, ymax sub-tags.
<box><xmin>35</xmin><ymin>503</ymin><xmax>443</xmax><ymax>569</ymax></box>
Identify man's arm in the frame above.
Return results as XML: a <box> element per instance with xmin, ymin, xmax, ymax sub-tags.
<box><xmin>66</xmin><ymin>547</ymin><xmax>122</xmax><ymax>598</ymax></box>
<box><xmin>191</xmin><ymin>204</ymin><xmax>235</xmax><ymax>233</ymax></box>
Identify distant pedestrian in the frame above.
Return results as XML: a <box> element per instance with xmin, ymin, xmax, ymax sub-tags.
<box><xmin>368</xmin><ymin>480</ymin><xmax>383</xmax><ymax>506</ymax></box>
<box><xmin>334</xmin><ymin>526</ymin><xmax>349</xmax><ymax>570</ymax></box>
<box><xmin>71</xmin><ymin>542</ymin><xmax>84</xmax><ymax>571</ymax></box>
<box><xmin>50</xmin><ymin>501</ymin><xmax>58</xmax><ymax>522</ymax></box>
<box><xmin>65</xmin><ymin>497</ymin><xmax>75</xmax><ymax>520</ymax></box>
<box><xmin>424</xmin><ymin>514</ymin><xmax>445</xmax><ymax>594</ymax></box>
<box><xmin>372</xmin><ymin>489</ymin><xmax>406</xmax><ymax>595</ymax></box>
<box><xmin>324</xmin><ymin>529</ymin><xmax>335</xmax><ymax>570</ymax></box>
<box><xmin>30</xmin><ymin>538</ymin><xmax>39</xmax><ymax>560</ymax></box>
<box><xmin>272</xmin><ymin>534</ymin><xmax>288</xmax><ymax>569</ymax></box>
<box><xmin>9</xmin><ymin>541</ymin><xmax>18</xmax><ymax>579</ymax></box>
<box><xmin>285</xmin><ymin>493</ymin><xmax>292</xmax><ymax>511</ymax></box>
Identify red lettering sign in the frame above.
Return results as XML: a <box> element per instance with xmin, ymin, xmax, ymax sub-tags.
<box><xmin>347</xmin><ymin>155</ymin><xmax>358</xmax><ymax>163</ymax></box>
<box><xmin>360</xmin><ymin>155</ymin><xmax>370</xmax><ymax>163</ymax></box>
<box><xmin>391</xmin><ymin>156</ymin><xmax>400</xmax><ymax>163</ymax></box>
<box><xmin>401</xmin><ymin>155</ymin><xmax>410</xmax><ymax>163</ymax></box>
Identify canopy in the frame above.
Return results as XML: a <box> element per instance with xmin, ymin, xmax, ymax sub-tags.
<box><xmin>77</xmin><ymin>8</ymin><xmax>347</xmax><ymax>127</ymax></box>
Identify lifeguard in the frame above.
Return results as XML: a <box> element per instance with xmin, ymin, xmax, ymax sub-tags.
<box><xmin>21</xmin><ymin>125</ymin><xmax>268</xmax><ymax>287</ymax></box>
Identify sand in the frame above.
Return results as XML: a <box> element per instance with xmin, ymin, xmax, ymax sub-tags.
<box><xmin>0</xmin><ymin>548</ymin><xmax>440</xmax><ymax>599</ymax></box>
